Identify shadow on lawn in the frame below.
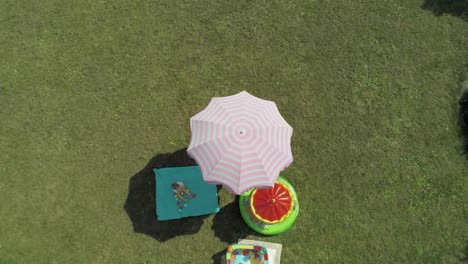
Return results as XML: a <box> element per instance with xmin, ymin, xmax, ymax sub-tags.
<box><xmin>422</xmin><ymin>0</ymin><xmax>468</xmax><ymax>20</ymax></box>
<box><xmin>211</xmin><ymin>196</ymin><xmax>261</xmax><ymax>263</ymax></box>
<box><xmin>211</xmin><ymin>249</ymin><xmax>226</xmax><ymax>264</ymax></box>
<box><xmin>124</xmin><ymin>148</ymin><xmax>211</xmax><ymax>242</ymax></box>
<box><xmin>212</xmin><ymin>196</ymin><xmax>254</xmax><ymax>244</ymax></box>
<box><xmin>461</xmin><ymin>245</ymin><xmax>468</xmax><ymax>262</ymax></box>
<box><xmin>460</xmin><ymin>90</ymin><xmax>468</xmax><ymax>156</ymax></box>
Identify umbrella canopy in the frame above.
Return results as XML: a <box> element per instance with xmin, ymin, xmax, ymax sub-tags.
<box><xmin>249</xmin><ymin>181</ymin><xmax>294</xmax><ymax>224</ymax></box>
<box><xmin>187</xmin><ymin>91</ymin><xmax>293</xmax><ymax>194</ymax></box>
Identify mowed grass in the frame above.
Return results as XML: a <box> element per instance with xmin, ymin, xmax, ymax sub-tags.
<box><xmin>1</xmin><ymin>0</ymin><xmax>467</xmax><ymax>263</ymax></box>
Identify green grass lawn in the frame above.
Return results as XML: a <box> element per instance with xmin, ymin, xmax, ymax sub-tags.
<box><xmin>1</xmin><ymin>0</ymin><xmax>467</xmax><ymax>263</ymax></box>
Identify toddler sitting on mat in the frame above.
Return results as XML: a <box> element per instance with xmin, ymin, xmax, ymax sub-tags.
<box><xmin>172</xmin><ymin>182</ymin><xmax>193</xmax><ymax>202</ymax></box>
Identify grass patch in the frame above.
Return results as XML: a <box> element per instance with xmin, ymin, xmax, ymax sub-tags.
<box><xmin>1</xmin><ymin>0</ymin><xmax>467</xmax><ymax>263</ymax></box>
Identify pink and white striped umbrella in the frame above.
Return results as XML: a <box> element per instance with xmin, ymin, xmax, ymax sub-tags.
<box><xmin>187</xmin><ymin>91</ymin><xmax>293</xmax><ymax>194</ymax></box>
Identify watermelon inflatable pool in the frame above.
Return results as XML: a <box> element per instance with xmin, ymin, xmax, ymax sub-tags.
<box><xmin>239</xmin><ymin>176</ymin><xmax>299</xmax><ymax>235</ymax></box>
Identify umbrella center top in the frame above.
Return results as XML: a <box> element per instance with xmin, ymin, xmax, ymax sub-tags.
<box><xmin>239</xmin><ymin>128</ymin><xmax>247</xmax><ymax>135</ymax></box>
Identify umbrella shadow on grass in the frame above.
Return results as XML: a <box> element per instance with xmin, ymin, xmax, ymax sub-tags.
<box><xmin>211</xmin><ymin>249</ymin><xmax>226</xmax><ymax>264</ymax></box>
<box><xmin>211</xmin><ymin>196</ymin><xmax>258</xmax><ymax>244</ymax></box>
<box><xmin>421</xmin><ymin>0</ymin><xmax>468</xmax><ymax>20</ymax></box>
<box><xmin>124</xmin><ymin>148</ymin><xmax>213</xmax><ymax>242</ymax></box>
<box><xmin>460</xmin><ymin>90</ymin><xmax>468</xmax><ymax>157</ymax></box>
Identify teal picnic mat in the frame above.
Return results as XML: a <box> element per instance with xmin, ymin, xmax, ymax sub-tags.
<box><xmin>154</xmin><ymin>166</ymin><xmax>219</xmax><ymax>221</ymax></box>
